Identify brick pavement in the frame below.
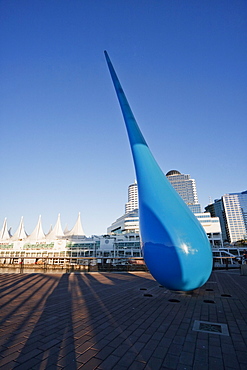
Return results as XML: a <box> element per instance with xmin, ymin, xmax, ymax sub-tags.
<box><xmin>0</xmin><ymin>270</ymin><xmax>247</xmax><ymax>369</ymax></box>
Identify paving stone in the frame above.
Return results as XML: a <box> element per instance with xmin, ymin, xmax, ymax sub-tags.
<box><xmin>128</xmin><ymin>341</ymin><xmax>146</xmax><ymax>354</ymax></box>
<box><xmin>35</xmin><ymin>354</ymin><xmax>61</xmax><ymax>368</ymax></box>
<box><xmin>94</xmin><ymin>345</ymin><xmax>115</xmax><ymax>360</ymax></box>
<box><xmin>13</xmin><ymin>356</ymin><xmax>41</xmax><ymax>370</ymax></box>
<box><xmin>162</xmin><ymin>353</ymin><xmax>179</xmax><ymax>369</ymax></box>
<box><xmin>77</xmin><ymin>357</ymin><xmax>102</xmax><ymax>369</ymax></box>
<box><xmin>128</xmin><ymin>361</ymin><xmax>146</xmax><ymax>369</ymax></box>
<box><xmin>236</xmin><ymin>350</ymin><xmax>247</xmax><ymax>364</ymax></box>
<box><xmin>0</xmin><ymin>352</ymin><xmax>19</xmax><ymax>367</ymax></box>
<box><xmin>208</xmin><ymin>356</ymin><xmax>225</xmax><ymax>370</ymax></box>
<box><xmin>182</xmin><ymin>341</ymin><xmax>195</xmax><ymax>353</ymax></box>
<box><xmin>0</xmin><ymin>271</ymin><xmax>247</xmax><ymax>369</ymax></box>
<box><xmin>112</xmin><ymin>344</ymin><xmax>130</xmax><ymax>357</ymax></box>
<box><xmin>98</xmin><ymin>354</ymin><xmax>121</xmax><ymax>369</ymax></box>
<box><xmin>117</xmin><ymin>351</ymin><xmax>136</xmax><ymax>367</ymax></box>
<box><xmin>136</xmin><ymin>348</ymin><xmax>153</xmax><ymax>363</ymax></box>
<box><xmin>221</xmin><ymin>343</ymin><xmax>237</xmax><ymax>354</ymax></box>
<box><xmin>194</xmin><ymin>348</ymin><xmax>208</xmax><ymax>365</ymax></box>
<box><xmin>168</xmin><ymin>343</ymin><xmax>183</xmax><ymax>356</ymax></box>
<box><xmin>0</xmin><ymin>361</ymin><xmax>18</xmax><ymax>370</ymax></box>
<box><xmin>172</xmin><ymin>335</ymin><xmax>185</xmax><ymax>345</ymax></box>
<box><xmin>196</xmin><ymin>338</ymin><xmax>208</xmax><ymax>349</ymax></box>
<box><xmin>193</xmin><ymin>361</ymin><xmax>210</xmax><ymax>370</ymax></box>
<box><xmin>209</xmin><ymin>336</ymin><xmax>221</xmax><ymax>346</ymax></box>
<box><xmin>38</xmin><ymin>338</ymin><xmax>61</xmax><ymax>351</ymax></box>
<box><xmin>209</xmin><ymin>345</ymin><xmax>222</xmax><ymax>358</ymax></box>
<box><xmin>179</xmin><ymin>351</ymin><xmax>194</xmax><ymax>366</ymax></box>
<box><xmin>15</xmin><ymin>349</ymin><xmax>43</xmax><ymax>364</ymax></box>
<box><xmin>108</xmin><ymin>336</ymin><xmax>125</xmax><ymax>349</ymax></box>
<box><xmin>144</xmin><ymin>338</ymin><xmax>159</xmax><ymax>351</ymax></box>
<box><xmin>222</xmin><ymin>352</ymin><xmax>241</xmax><ymax>369</ymax></box>
<box><xmin>159</xmin><ymin>336</ymin><xmax>173</xmax><ymax>347</ymax></box>
<box><xmin>175</xmin><ymin>364</ymin><xmax>192</xmax><ymax>370</ymax></box>
<box><xmin>75</xmin><ymin>341</ymin><xmax>94</xmax><ymax>354</ymax></box>
<box><xmin>152</xmin><ymin>345</ymin><xmax>168</xmax><ymax>359</ymax></box>
<box><xmin>145</xmin><ymin>356</ymin><xmax>163</xmax><ymax>369</ymax></box>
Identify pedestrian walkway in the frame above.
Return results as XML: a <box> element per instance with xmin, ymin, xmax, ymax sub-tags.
<box><xmin>0</xmin><ymin>270</ymin><xmax>247</xmax><ymax>369</ymax></box>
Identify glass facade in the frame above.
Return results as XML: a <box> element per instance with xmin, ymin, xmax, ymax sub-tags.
<box><xmin>125</xmin><ymin>182</ymin><xmax>138</xmax><ymax>213</ymax></box>
<box><xmin>223</xmin><ymin>193</ymin><xmax>247</xmax><ymax>242</ymax></box>
<box><xmin>207</xmin><ymin>191</ymin><xmax>247</xmax><ymax>243</ymax></box>
<box><xmin>166</xmin><ymin>170</ymin><xmax>202</xmax><ymax>213</ymax></box>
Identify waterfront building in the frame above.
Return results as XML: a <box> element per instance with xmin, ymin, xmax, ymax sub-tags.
<box><xmin>194</xmin><ymin>213</ymin><xmax>223</xmax><ymax>247</ymax></box>
<box><xmin>107</xmin><ymin>209</ymin><xmax>139</xmax><ymax>235</ymax></box>
<box><xmin>125</xmin><ymin>181</ymin><xmax>138</xmax><ymax>214</ymax></box>
<box><xmin>0</xmin><ymin>210</ymin><xmax>244</xmax><ymax>269</ymax></box>
<box><xmin>166</xmin><ymin>170</ymin><xmax>201</xmax><ymax>213</ymax></box>
<box><xmin>107</xmin><ymin>210</ymin><xmax>223</xmax><ymax>248</ymax></box>
<box><xmin>0</xmin><ymin>214</ymin><xmax>142</xmax><ymax>266</ymax></box>
<box><xmin>108</xmin><ymin>182</ymin><xmax>223</xmax><ymax>248</ymax></box>
<box><xmin>206</xmin><ymin>191</ymin><xmax>247</xmax><ymax>243</ymax></box>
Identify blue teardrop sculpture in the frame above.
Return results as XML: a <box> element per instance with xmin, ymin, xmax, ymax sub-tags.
<box><xmin>104</xmin><ymin>51</ymin><xmax>212</xmax><ymax>291</ymax></box>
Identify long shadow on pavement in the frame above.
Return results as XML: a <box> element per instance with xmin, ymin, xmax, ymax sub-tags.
<box><xmin>12</xmin><ymin>274</ymin><xmax>77</xmax><ymax>369</ymax></box>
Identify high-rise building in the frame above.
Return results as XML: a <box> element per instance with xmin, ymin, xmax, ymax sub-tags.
<box><xmin>108</xmin><ymin>181</ymin><xmax>223</xmax><ymax>247</ymax></box>
<box><xmin>125</xmin><ymin>181</ymin><xmax>138</xmax><ymax>214</ymax></box>
<box><xmin>166</xmin><ymin>170</ymin><xmax>201</xmax><ymax>213</ymax></box>
<box><xmin>206</xmin><ymin>200</ymin><xmax>228</xmax><ymax>242</ymax></box>
<box><xmin>238</xmin><ymin>190</ymin><xmax>247</xmax><ymax>231</ymax></box>
<box><xmin>206</xmin><ymin>191</ymin><xmax>247</xmax><ymax>243</ymax></box>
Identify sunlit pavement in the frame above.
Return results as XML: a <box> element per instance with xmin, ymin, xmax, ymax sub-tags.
<box><xmin>0</xmin><ymin>270</ymin><xmax>247</xmax><ymax>369</ymax></box>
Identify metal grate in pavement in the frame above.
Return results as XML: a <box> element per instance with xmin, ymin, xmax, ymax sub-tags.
<box><xmin>193</xmin><ymin>320</ymin><xmax>229</xmax><ymax>336</ymax></box>
<box><xmin>168</xmin><ymin>298</ymin><xmax>180</xmax><ymax>303</ymax></box>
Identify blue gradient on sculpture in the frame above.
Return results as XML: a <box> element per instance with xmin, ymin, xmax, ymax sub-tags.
<box><xmin>104</xmin><ymin>51</ymin><xmax>212</xmax><ymax>291</ymax></box>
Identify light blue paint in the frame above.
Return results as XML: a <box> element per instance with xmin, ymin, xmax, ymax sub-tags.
<box><xmin>104</xmin><ymin>51</ymin><xmax>212</xmax><ymax>291</ymax></box>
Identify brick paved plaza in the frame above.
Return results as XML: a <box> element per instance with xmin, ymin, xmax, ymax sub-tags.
<box><xmin>0</xmin><ymin>270</ymin><xmax>247</xmax><ymax>369</ymax></box>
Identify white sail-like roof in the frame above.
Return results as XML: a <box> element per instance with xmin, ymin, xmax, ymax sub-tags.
<box><xmin>46</xmin><ymin>214</ymin><xmax>64</xmax><ymax>240</ymax></box>
<box><xmin>26</xmin><ymin>215</ymin><xmax>46</xmax><ymax>242</ymax></box>
<box><xmin>11</xmin><ymin>217</ymin><xmax>28</xmax><ymax>241</ymax></box>
<box><xmin>63</xmin><ymin>224</ymin><xmax>69</xmax><ymax>235</ymax></box>
<box><xmin>65</xmin><ymin>212</ymin><xmax>85</xmax><ymax>237</ymax></box>
<box><xmin>0</xmin><ymin>218</ymin><xmax>11</xmax><ymax>241</ymax></box>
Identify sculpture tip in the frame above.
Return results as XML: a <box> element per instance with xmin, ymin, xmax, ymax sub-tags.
<box><xmin>104</xmin><ymin>50</ymin><xmax>110</xmax><ymax>62</ymax></box>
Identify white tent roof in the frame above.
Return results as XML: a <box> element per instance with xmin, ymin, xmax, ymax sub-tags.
<box><xmin>0</xmin><ymin>218</ymin><xmax>11</xmax><ymax>241</ymax></box>
<box><xmin>63</xmin><ymin>224</ymin><xmax>69</xmax><ymax>234</ymax></box>
<box><xmin>46</xmin><ymin>214</ymin><xmax>64</xmax><ymax>240</ymax></box>
<box><xmin>65</xmin><ymin>212</ymin><xmax>85</xmax><ymax>237</ymax></box>
<box><xmin>11</xmin><ymin>217</ymin><xmax>28</xmax><ymax>241</ymax></box>
<box><xmin>26</xmin><ymin>215</ymin><xmax>46</xmax><ymax>241</ymax></box>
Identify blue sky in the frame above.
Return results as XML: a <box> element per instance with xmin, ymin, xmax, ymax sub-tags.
<box><xmin>1</xmin><ymin>0</ymin><xmax>246</xmax><ymax>236</ymax></box>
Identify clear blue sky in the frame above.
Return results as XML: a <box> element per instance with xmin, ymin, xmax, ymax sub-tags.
<box><xmin>1</xmin><ymin>0</ymin><xmax>246</xmax><ymax>236</ymax></box>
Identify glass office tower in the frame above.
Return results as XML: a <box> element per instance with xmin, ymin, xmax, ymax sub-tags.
<box><xmin>206</xmin><ymin>191</ymin><xmax>247</xmax><ymax>243</ymax></box>
<box><xmin>166</xmin><ymin>170</ymin><xmax>201</xmax><ymax>213</ymax></box>
<box><xmin>125</xmin><ymin>182</ymin><xmax>138</xmax><ymax>214</ymax></box>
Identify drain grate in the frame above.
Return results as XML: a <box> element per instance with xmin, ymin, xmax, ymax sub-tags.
<box><xmin>193</xmin><ymin>320</ymin><xmax>229</xmax><ymax>336</ymax></box>
<box><xmin>143</xmin><ymin>293</ymin><xmax>153</xmax><ymax>297</ymax></box>
<box><xmin>140</xmin><ymin>288</ymin><xmax>147</xmax><ymax>290</ymax></box>
<box><xmin>221</xmin><ymin>294</ymin><xmax>231</xmax><ymax>297</ymax></box>
<box><xmin>203</xmin><ymin>299</ymin><xmax>215</xmax><ymax>304</ymax></box>
<box><xmin>168</xmin><ymin>298</ymin><xmax>180</xmax><ymax>303</ymax></box>
<box><xmin>205</xmin><ymin>288</ymin><xmax>214</xmax><ymax>291</ymax></box>
<box><xmin>200</xmin><ymin>323</ymin><xmax>222</xmax><ymax>333</ymax></box>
